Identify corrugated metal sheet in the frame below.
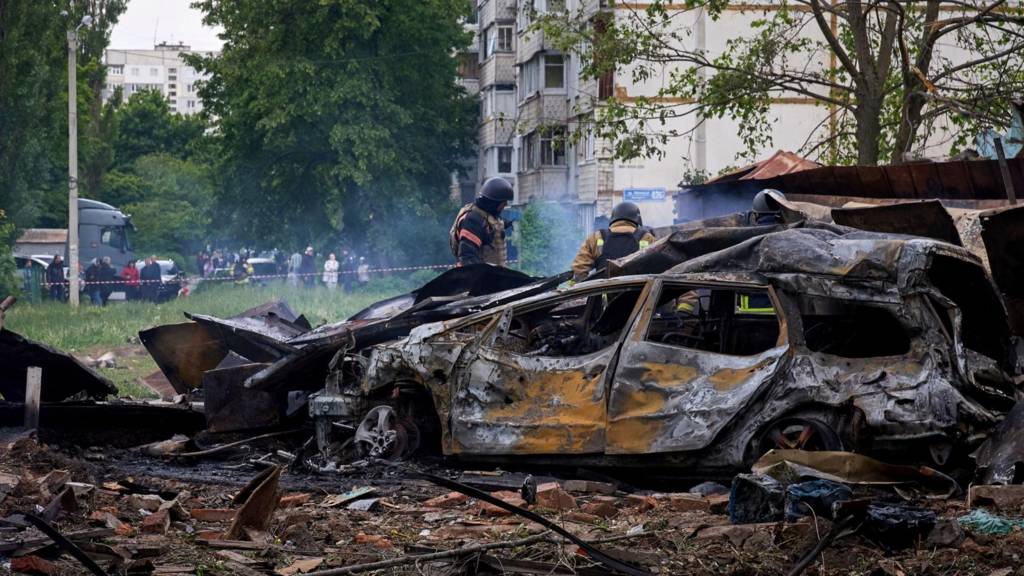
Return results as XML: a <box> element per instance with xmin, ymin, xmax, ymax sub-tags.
<box><xmin>704</xmin><ymin>150</ymin><xmax>820</xmax><ymax>184</ymax></box>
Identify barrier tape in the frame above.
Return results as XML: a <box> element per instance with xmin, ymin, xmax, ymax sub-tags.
<box><xmin>36</xmin><ymin>260</ymin><xmax>516</xmax><ymax>288</ymax></box>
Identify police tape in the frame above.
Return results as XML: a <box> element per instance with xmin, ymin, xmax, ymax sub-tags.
<box><xmin>37</xmin><ymin>260</ymin><xmax>516</xmax><ymax>288</ymax></box>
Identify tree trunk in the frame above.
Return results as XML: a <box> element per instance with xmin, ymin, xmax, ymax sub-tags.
<box><xmin>854</xmin><ymin>90</ymin><xmax>883</xmax><ymax>165</ymax></box>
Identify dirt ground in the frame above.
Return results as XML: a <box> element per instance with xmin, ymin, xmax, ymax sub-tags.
<box><xmin>2</xmin><ymin>431</ymin><xmax>1023</xmax><ymax>576</ymax></box>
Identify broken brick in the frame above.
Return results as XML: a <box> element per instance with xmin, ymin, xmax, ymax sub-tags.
<box><xmin>10</xmin><ymin>555</ymin><xmax>56</xmax><ymax>575</ymax></box>
<box><xmin>278</xmin><ymin>493</ymin><xmax>311</xmax><ymax>508</ymax></box>
<box><xmin>128</xmin><ymin>494</ymin><xmax>166</xmax><ymax>512</ymax></box>
<box><xmin>479</xmin><ymin>490</ymin><xmax>526</xmax><ymax>516</ymax></box>
<box><xmin>708</xmin><ymin>493</ymin><xmax>730</xmax><ymax>514</ymax></box>
<box><xmin>36</xmin><ymin>470</ymin><xmax>70</xmax><ymax>496</ymax></box>
<box><xmin>581</xmin><ymin>500</ymin><xmax>618</xmax><ymax>519</ymax></box>
<box><xmin>190</xmin><ymin>508</ymin><xmax>236</xmax><ymax>522</ymax></box>
<box><xmin>536</xmin><ymin>483</ymin><xmax>577</xmax><ymax>511</ymax></box>
<box><xmin>564</xmin><ymin>511</ymin><xmax>601</xmax><ymax>524</ymax></box>
<box><xmin>90</xmin><ymin>510</ymin><xmax>134</xmax><ymax>536</ymax></box>
<box><xmin>353</xmin><ymin>533</ymin><xmax>393</xmax><ymax>549</ymax></box>
<box><xmin>968</xmin><ymin>485</ymin><xmax>1024</xmax><ymax>513</ymax></box>
<box><xmin>141</xmin><ymin>509</ymin><xmax>171</xmax><ymax>534</ymax></box>
<box><xmin>667</xmin><ymin>493</ymin><xmax>710</xmax><ymax>513</ymax></box>
<box><xmin>423</xmin><ymin>491</ymin><xmax>468</xmax><ymax>508</ymax></box>
<box><xmin>563</xmin><ymin>479</ymin><xmax>616</xmax><ymax>495</ymax></box>
<box><xmin>625</xmin><ymin>494</ymin><xmax>658</xmax><ymax>512</ymax></box>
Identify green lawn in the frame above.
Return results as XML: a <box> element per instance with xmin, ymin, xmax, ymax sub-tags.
<box><xmin>5</xmin><ymin>280</ymin><xmax>406</xmax><ymax>397</ymax></box>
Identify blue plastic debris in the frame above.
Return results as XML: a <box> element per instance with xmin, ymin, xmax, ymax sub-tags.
<box><xmin>785</xmin><ymin>479</ymin><xmax>853</xmax><ymax>521</ymax></box>
<box><xmin>957</xmin><ymin>509</ymin><xmax>1024</xmax><ymax>536</ymax></box>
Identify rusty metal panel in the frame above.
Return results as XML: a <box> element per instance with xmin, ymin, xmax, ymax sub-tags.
<box><xmin>606</xmin><ymin>284</ymin><xmax>789</xmax><ymax>455</ymax></box>
<box><xmin>203</xmin><ymin>363</ymin><xmax>280</xmax><ymax>433</ymax></box>
<box><xmin>451</xmin><ymin>348</ymin><xmax>613</xmax><ymax>455</ymax></box>
<box><xmin>832</xmin><ymin>200</ymin><xmax>963</xmax><ymax>246</ymax></box>
<box><xmin>139</xmin><ymin>322</ymin><xmax>229</xmax><ymax>394</ymax></box>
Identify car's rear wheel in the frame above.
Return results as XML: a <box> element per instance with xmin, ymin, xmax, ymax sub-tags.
<box><xmin>747</xmin><ymin>415</ymin><xmax>844</xmax><ymax>466</ymax></box>
<box><xmin>354</xmin><ymin>405</ymin><xmax>420</xmax><ymax>460</ymax></box>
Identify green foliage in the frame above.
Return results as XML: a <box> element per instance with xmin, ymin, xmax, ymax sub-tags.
<box><xmin>517</xmin><ymin>202</ymin><xmax>584</xmax><ymax>277</ymax></box>
<box><xmin>536</xmin><ymin>1</ymin><xmax>1024</xmax><ymax>166</ymax></box>
<box><xmin>189</xmin><ymin>0</ymin><xmax>477</xmax><ymax>257</ymax></box>
<box><xmin>0</xmin><ymin>211</ymin><xmax>19</xmax><ymax>298</ymax></box>
<box><xmin>112</xmin><ymin>90</ymin><xmax>207</xmax><ymax>169</ymax></box>
<box><xmin>119</xmin><ymin>154</ymin><xmax>214</xmax><ymax>261</ymax></box>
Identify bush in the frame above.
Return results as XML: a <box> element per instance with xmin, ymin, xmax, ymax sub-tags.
<box><xmin>517</xmin><ymin>202</ymin><xmax>585</xmax><ymax>277</ymax></box>
<box><xmin>0</xmin><ymin>211</ymin><xmax>19</xmax><ymax>298</ymax></box>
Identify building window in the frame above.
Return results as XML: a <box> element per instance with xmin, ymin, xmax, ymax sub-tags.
<box><xmin>485</xmin><ymin>25</ymin><xmax>514</xmax><ymax>58</ymax></box>
<box><xmin>130</xmin><ymin>67</ymin><xmax>139</xmax><ymax>75</ymax></box>
<box><xmin>518</xmin><ymin>0</ymin><xmax>532</xmax><ymax>31</ymax></box>
<box><xmin>168</xmin><ymin>83</ymin><xmax>177</xmax><ymax>89</ymax></box>
<box><xmin>458</xmin><ymin>52</ymin><xmax>479</xmax><ymax>79</ymax></box>
<box><xmin>484</xmin><ymin>86</ymin><xmax>515</xmax><ymax>118</ymax></box>
<box><xmin>168</xmin><ymin>67</ymin><xmax>177</xmax><ymax>73</ymax></box>
<box><xmin>519</xmin><ymin>58</ymin><xmax>538</xmax><ymax>101</ymax></box>
<box><xmin>497</xmin><ymin>146</ymin><xmax>513</xmax><ymax>173</ymax></box>
<box><xmin>149</xmin><ymin>67</ymin><xmax>158</xmax><ymax>76</ymax></box>
<box><xmin>188</xmin><ymin>100</ymin><xmax>196</xmax><ymax>109</ymax></box>
<box><xmin>109</xmin><ymin>65</ymin><xmax>123</xmax><ymax>75</ymax></box>
<box><xmin>168</xmin><ymin>75</ymin><xmax>177</xmax><ymax>81</ymax></box>
<box><xmin>544</xmin><ymin>54</ymin><xmax>564</xmax><ymax>89</ymax></box>
<box><xmin>186</xmin><ymin>84</ymin><xmax>193</xmax><ymax>92</ymax></box>
<box><xmin>540</xmin><ymin>127</ymin><xmax>567</xmax><ymax>166</ymax></box>
<box><xmin>584</xmin><ymin>130</ymin><xmax>595</xmax><ymax>160</ymax></box>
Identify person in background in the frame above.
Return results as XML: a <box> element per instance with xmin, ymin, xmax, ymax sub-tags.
<box><xmin>451</xmin><ymin>177</ymin><xmax>513</xmax><ymax>267</ymax></box>
<box><xmin>323</xmin><ymin>253</ymin><xmax>340</xmax><ymax>290</ymax></box>
<box><xmin>203</xmin><ymin>256</ymin><xmax>215</xmax><ymax>278</ymax></box>
<box><xmin>299</xmin><ymin>246</ymin><xmax>317</xmax><ymax>288</ymax></box>
<box><xmin>121</xmin><ymin>259</ymin><xmax>140</xmax><ymax>301</ymax></box>
<box><xmin>288</xmin><ymin>250</ymin><xmax>303</xmax><ymax>287</ymax></box>
<box><xmin>46</xmin><ymin>255</ymin><xmax>65</xmax><ymax>301</ymax></box>
<box><xmin>340</xmin><ymin>249</ymin><xmax>357</xmax><ymax>292</ymax></box>
<box><xmin>84</xmin><ymin>258</ymin><xmax>102</xmax><ymax>305</ymax></box>
<box><xmin>571</xmin><ymin>202</ymin><xmax>654</xmax><ymax>282</ymax></box>
<box><xmin>140</xmin><ymin>256</ymin><xmax>162</xmax><ymax>302</ymax></box>
<box><xmin>98</xmin><ymin>257</ymin><xmax>116</xmax><ymax>306</ymax></box>
<box><xmin>357</xmin><ymin>257</ymin><xmax>370</xmax><ymax>286</ymax></box>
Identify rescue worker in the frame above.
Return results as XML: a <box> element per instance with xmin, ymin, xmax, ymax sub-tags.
<box><xmin>451</xmin><ymin>177</ymin><xmax>513</xmax><ymax>266</ymax></box>
<box><xmin>751</xmin><ymin>189</ymin><xmax>786</xmax><ymax>225</ymax></box>
<box><xmin>571</xmin><ymin>202</ymin><xmax>655</xmax><ymax>282</ymax></box>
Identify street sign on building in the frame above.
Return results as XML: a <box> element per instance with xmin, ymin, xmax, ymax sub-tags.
<box><xmin>623</xmin><ymin>187</ymin><xmax>667</xmax><ymax>202</ymax></box>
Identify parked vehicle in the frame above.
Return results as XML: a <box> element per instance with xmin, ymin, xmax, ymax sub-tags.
<box><xmin>136</xmin><ymin>259</ymin><xmax>184</xmax><ymax>302</ymax></box>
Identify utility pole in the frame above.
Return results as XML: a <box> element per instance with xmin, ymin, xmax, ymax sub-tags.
<box><xmin>67</xmin><ymin>14</ymin><xmax>91</xmax><ymax>307</ymax></box>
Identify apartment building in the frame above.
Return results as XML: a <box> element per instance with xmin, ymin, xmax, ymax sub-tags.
<box><xmin>102</xmin><ymin>42</ymin><xmax>215</xmax><ymax>115</ymax></box>
<box><xmin>466</xmin><ymin>0</ymin><xmax>836</xmax><ymax>227</ymax></box>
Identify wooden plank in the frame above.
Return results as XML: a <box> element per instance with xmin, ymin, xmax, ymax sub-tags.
<box><xmin>24</xmin><ymin>367</ymin><xmax>41</xmax><ymax>429</ymax></box>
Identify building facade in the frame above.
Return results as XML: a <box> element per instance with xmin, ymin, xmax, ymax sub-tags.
<box><xmin>464</xmin><ymin>1</ymin><xmax>838</xmax><ymax>228</ymax></box>
<box><xmin>102</xmin><ymin>43</ymin><xmax>216</xmax><ymax>115</ymax></box>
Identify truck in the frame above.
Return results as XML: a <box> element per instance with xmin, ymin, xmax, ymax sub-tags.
<box><xmin>13</xmin><ymin>199</ymin><xmax>135</xmax><ymax>270</ymax></box>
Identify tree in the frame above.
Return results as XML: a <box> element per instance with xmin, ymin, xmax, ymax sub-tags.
<box><xmin>112</xmin><ymin>90</ymin><xmax>206</xmax><ymax>169</ymax></box>
<box><xmin>189</xmin><ymin>0</ymin><xmax>477</xmax><ymax>252</ymax></box>
<box><xmin>121</xmin><ymin>153</ymin><xmax>215</xmax><ymax>265</ymax></box>
<box><xmin>538</xmin><ymin>1</ymin><xmax>1024</xmax><ymax>165</ymax></box>
<box><xmin>0</xmin><ymin>210</ymin><xmax>18</xmax><ymax>297</ymax></box>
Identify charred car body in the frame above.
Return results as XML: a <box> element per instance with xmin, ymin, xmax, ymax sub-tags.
<box><xmin>309</xmin><ymin>226</ymin><xmax>1019</xmax><ymax>473</ymax></box>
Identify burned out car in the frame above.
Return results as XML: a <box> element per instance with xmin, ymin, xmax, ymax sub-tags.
<box><xmin>309</xmin><ymin>227</ymin><xmax>1019</xmax><ymax>473</ymax></box>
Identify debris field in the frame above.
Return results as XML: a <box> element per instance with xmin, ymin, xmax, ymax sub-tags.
<box><xmin>4</xmin><ymin>196</ymin><xmax>1024</xmax><ymax>574</ymax></box>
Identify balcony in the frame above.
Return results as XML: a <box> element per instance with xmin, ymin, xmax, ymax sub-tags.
<box><xmin>479</xmin><ymin>0</ymin><xmax>517</xmax><ymax>27</ymax></box>
<box><xmin>479</xmin><ymin>115</ymin><xmax>516</xmax><ymax>148</ymax></box>
<box><xmin>479</xmin><ymin>53</ymin><xmax>515</xmax><ymax>87</ymax></box>
<box><xmin>517</xmin><ymin>91</ymin><xmax>568</xmax><ymax>132</ymax></box>
<box><xmin>517</xmin><ymin>166</ymin><xmax>570</xmax><ymax>201</ymax></box>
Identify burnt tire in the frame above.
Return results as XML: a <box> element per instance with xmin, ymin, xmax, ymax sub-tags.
<box><xmin>747</xmin><ymin>416</ymin><xmax>844</xmax><ymax>466</ymax></box>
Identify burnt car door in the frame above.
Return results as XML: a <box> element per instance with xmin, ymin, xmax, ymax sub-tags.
<box><xmin>606</xmin><ymin>279</ymin><xmax>790</xmax><ymax>454</ymax></box>
<box><xmin>449</xmin><ymin>280</ymin><xmax>650</xmax><ymax>455</ymax></box>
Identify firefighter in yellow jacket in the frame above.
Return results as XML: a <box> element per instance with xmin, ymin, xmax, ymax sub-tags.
<box><xmin>571</xmin><ymin>202</ymin><xmax>655</xmax><ymax>282</ymax></box>
<box><xmin>450</xmin><ymin>177</ymin><xmax>514</xmax><ymax>267</ymax></box>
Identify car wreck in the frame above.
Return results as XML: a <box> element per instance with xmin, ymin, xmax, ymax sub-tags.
<box><xmin>307</xmin><ymin>223</ymin><xmax>1019</xmax><ymax>474</ymax></box>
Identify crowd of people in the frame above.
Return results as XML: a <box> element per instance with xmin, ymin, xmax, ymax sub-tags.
<box><xmin>25</xmin><ymin>255</ymin><xmax>170</xmax><ymax>305</ymax></box>
<box><xmin>194</xmin><ymin>245</ymin><xmax>372</xmax><ymax>291</ymax></box>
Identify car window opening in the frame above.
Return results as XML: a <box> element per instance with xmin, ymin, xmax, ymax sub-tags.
<box><xmin>928</xmin><ymin>254</ymin><xmax>1009</xmax><ymax>364</ymax></box>
<box><xmin>646</xmin><ymin>285</ymin><xmax>781</xmax><ymax>356</ymax></box>
<box><xmin>799</xmin><ymin>296</ymin><xmax>910</xmax><ymax>358</ymax></box>
<box><xmin>493</xmin><ymin>287</ymin><xmax>644</xmax><ymax>357</ymax></box>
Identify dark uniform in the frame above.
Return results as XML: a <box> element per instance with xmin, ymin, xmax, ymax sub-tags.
<box><xmin>451</xmin><ymin>177</ymin><xmax>514</xmax><ymax>266</ymax></box>
<box><xmin>571</xmin><ymin>202</ymin><xmax>654</xmax><ymax>282</ymax></box>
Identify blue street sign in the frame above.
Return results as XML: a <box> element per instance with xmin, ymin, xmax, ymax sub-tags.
<box><xmin>623</xmin><ymin>187</ymin><xmax>667</xmax><ymax>202</ymax></box>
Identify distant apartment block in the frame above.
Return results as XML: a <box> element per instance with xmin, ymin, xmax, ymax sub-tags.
<box><xmin>102</xmin><ymin>42</ymin><xmax>216</xmax><ymax>115</ymax></box>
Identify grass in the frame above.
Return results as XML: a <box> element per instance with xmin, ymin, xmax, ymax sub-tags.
<box><xmin>5</xmin><ymin>280</ymin><xmax>406</xmax><ymax>398</ymax></box>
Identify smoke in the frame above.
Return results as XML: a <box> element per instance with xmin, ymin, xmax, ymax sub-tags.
<box><xmin>516</xmin><ymin>201</ymin><xmax>587</xmax><ymax>277</ymax></box>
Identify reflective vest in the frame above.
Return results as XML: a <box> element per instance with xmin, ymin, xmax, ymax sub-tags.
<box><xmin>450</xmin><ymin>203</ymin><xmax>507</xmax><ymax>266</ymax></box>
<box><xmin>736</xmin><ymin>293</ymin><xmax>775</xmax><ymax>315</ymax></box>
